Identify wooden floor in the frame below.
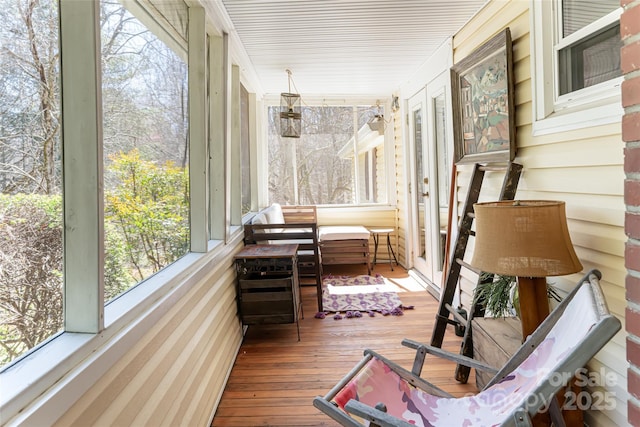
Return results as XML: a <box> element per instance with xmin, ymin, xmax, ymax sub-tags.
<box><xmin>212</xmin><ymin>264</ymin><xmax>477</xmax><ymax>426</ymax></box>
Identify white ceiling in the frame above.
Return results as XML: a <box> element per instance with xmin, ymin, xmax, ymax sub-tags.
<box><xmin>217</xmin><ymin>0</ymin><xmax>488</xmax><ymax>97</ymax></box>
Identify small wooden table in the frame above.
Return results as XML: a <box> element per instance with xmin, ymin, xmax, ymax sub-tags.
<box><xmin>234</xmin><ymin>244</ymin><xmax>302</xmax><ymax>340</ymax></box>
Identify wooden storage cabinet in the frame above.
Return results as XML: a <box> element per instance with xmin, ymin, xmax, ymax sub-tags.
<box><xmin>472</xmin><ymin>317</ymin><xmax>521</xmax><ymax>389</ymax></box>
<box><xmin>234</xmin><ymin>244</ymin><xmax>301</xmax><ymax>338</ymax></box>
<box><xmin>473</xmin><ymin>316</ymin><xmax>583</xmax><ymax>426</ymax></box>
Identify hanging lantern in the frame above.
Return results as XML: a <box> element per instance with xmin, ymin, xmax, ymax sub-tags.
<box><xmin>280</xmin><ymin>92</ymin><xmax>301</xmax><ymax>138</ymax></box>
<box><xmin>367</xmin><ymin>101</ymin><xmax>385</xmax><ymax>134</ymax></box>
<box><xmin>280</xmin><ymin>70</ymin><xmax>302</xmax><ymax>138</ymax></box>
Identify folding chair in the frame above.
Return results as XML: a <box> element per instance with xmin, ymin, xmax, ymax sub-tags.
<box><xmin>313</xmin><ymin>270</ymin><xmax>621</xmax><ymax>427</ymax></box>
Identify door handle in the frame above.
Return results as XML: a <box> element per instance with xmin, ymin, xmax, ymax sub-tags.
<box><xmin>422</xmin><ymin>192</ymin><xmax>429</xmax><ymax>197</ymax></box>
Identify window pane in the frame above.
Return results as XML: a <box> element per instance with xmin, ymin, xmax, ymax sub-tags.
<box><xmin>559</xmin><ymin>23</ymin><xmax>621</xmax><ymax>95</ymax></box>
<box><xmin>562</xmin><ymin>0</ymin><xmax>618</xmax><ymax>37</ymax></box>
<box><xmin>240</xmin><ymin>84</ymin><xmax>251</xmax><ymax>214</ymax></box>
<box><xmin>357</xmin><ymin>106</ymin><xmax>386</xmax><ymax>204</ymax></box>
<box><xmin>101</xmin><ymin>1</ymin><xmax>189</xmax><ymax>302</ymax></box>
<box><xmin>0</xmin><ymin>0</ymin><xmax>63</xmax><ymax>365</ymax></box>
<box><xmin>268</xmin><ymin>103</ymin><xmax>388</xmax><ymax>206</ymax></box>
<box><xmin>268</xmin><ymin>105</ymin><xmax>355</xmax><ymax>205</ymax></box>
<box><xmin>434</xmin><ymin>94</ymin><xmax>449</xmax><ymax>210</ymax></box>
<box><xmin>413</xmin><ymin>108</ymin><xmax>426</xmax><ymax>259</ymax></box>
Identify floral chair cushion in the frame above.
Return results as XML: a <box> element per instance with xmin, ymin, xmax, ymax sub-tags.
<box><xmin>333</xmin><ymin>283</ymin><xmax>597</xmax><ymax>426</ymax></box>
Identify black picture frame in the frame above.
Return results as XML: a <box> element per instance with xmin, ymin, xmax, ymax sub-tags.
<box><xmin>451</xmin><ymin>28</ymin><xmax>516</xmax><ymax>165</ymax></box>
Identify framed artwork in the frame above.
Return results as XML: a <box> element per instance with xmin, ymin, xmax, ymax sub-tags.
<box><xmin>451</xmin><ymin>28</ymin><xmax>515</xmax><ymax>165</ymax></box>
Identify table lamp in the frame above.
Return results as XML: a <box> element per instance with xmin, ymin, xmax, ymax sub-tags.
<box><xmin>471</xmin><ymin>200</ymin><xmax>583</xmax><ymax>339</ymax></box>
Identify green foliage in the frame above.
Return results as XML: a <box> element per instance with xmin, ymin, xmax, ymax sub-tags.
<box><xmin>473</xmin><ymin>273</ymin><xmax>517</xmax><ymax>318</ymax></box>
<box><xmin>104</xmin><ymin>149</ymin><xmax>189</xmax><ymax>288</ymax></box>
<box><xmin>0</xmin><ymin>149</ymin><xmax>189</xmax><ymax>364</ymax></box>
<box><xmin>104</xmin><ymin>222</ymin><xmax>135</xmax><ymax>302</ymax></box>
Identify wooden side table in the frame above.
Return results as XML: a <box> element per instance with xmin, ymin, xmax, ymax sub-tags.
<box><xmin>234</xmin><ymin>244</ymin><xmax>302</xmax><ymax>340</ymax></box>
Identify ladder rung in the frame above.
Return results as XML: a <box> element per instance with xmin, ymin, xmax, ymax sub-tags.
<box><xmin>436</xmin><ymin>314</ymin><xmax>459</xmax><ymax>326</ymax></box>
<box><xmin>445</xmin><ymin>303</ymin><xmax>467</xmax><ymax>325</ymax></box>
<box><xmin>455</xmin><ymin>258</ymin><xmax>481</xmax><ymax>274</ymax></box>
<box><xmin>479</xmin><ymin>164</ymin><xmax>510</xmax><ymax>172</ymax></box>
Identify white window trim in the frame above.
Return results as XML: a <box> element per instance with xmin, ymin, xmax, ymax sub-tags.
<box><xmin>529</xmin><ymin>0</ymin><xmax>623</xmax><ymax>136</ymax></box>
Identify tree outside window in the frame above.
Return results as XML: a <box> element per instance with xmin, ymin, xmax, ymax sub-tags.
<box><xmin>0</xmin><ymin>0</ymin><xmax>63</xmax><ymax>366</ymax></box>
<box><xmin>101</xmin><ymin>0</ymin><xmax>189</xmax><ymax>301</ymax></box>
<box><xmin>267</xmin><ymin>103</ymin><xmax>387</xmax><ymax>206</ymax></box>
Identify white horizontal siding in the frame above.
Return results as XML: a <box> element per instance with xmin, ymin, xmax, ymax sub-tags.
<box><xmin>451</xmin><ymin>1</ymin><xmax>627</xmax><ymax>425</ymax></box>
<box><xmin>53</xmin><ymin>243</ymin><xmax>244</xmax><ymax>426</ymax></box>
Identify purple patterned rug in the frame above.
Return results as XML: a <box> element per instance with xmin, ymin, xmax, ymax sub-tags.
<box><xmin>321</xmin><ymin>274</ymin><xmax>403</xmax><ymax>313</ymax></box>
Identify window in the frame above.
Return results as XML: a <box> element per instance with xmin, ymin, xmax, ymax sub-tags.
<box><xmin>101</xmin><ymin>0</ymin><xmax>189</xmax><ymax>301</ymax></box>
<box><xmin>240</xmin><ymin>84</ymin><xmax>252</xmax><ymax>215</ymax></box>
<box><xmin>531</xmin><ymin>0</ymin><xmax>623</xmax><ymax>134</ymax></box>
<box><xmin>267</xmin><ymin>102</ymin><xmax>388</xmax><ymax>205</ymax></box>
<box><xmin>0</xmin><ymin>0</ymin><xmax>193</xmax><ymax>368</ymax></box>
<box><xmin>557</xmin><ymin>0</ymin><xmax>621</xmax><ymax>96</ymax></box>
<box><xmin>0</xmin><ymin>1</ymin><xmax>239</xmax><ymax>419</ymax></box>
<box><xmin>0</xmin><ymin>0</ymin><xmax>63</xmax><ymax>365</ymax></box>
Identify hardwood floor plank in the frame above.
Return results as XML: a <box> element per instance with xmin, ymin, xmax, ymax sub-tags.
<box><xmin>211</xmin><ymin>264</ymin><xmax>477</xmax><ymax>427</ymax></box>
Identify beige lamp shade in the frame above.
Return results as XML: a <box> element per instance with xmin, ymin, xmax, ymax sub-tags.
<box><xmin>471</xmin><ymin>200</ymin><xmax>583</xmax><ymax>277</ymax></box>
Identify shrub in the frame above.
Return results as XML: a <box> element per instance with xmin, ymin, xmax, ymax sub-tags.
<box><xmin>0</xmin><ymin>194</ymin><xmax>63</xmax><ymax>365</ymax></box>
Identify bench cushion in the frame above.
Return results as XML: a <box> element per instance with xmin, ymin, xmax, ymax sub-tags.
<box><xmin>262</xmin><ymin>203</ymin><xmax>285</xmax><ymax>224</ymax></box>
<box><xmin>251</xmin><ymin>212</ymin><xmax>267</xmax><ymax>225</ymax></box>
<box><xmin>318</xmin><ymin>225</ymin><xmax>370</xmax><ymax>241</ymax></box>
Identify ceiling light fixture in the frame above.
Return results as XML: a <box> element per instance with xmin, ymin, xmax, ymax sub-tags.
<box><xmin>367</xmin><ymin>100</ymin><xmax>385</xmax><ymax>134</ymax></box>
<box><xmin>280</xmin><ymin>69</ymin><xmax>302</xmax><ymax>138</ymax></box>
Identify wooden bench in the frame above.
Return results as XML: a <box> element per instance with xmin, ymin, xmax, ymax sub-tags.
<box><xmin>318</xmin><ymin>225</ymin><xmax>371</xmax><ymax>275</ymax></box>
<box><xmin>244</xmin><ymin>204</ymin><xmax>323</xmax><ymax>311</ymax></box>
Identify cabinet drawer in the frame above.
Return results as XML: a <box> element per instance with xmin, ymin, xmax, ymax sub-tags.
<box><xmin>239</xmin><ymin>275</ymin><xmax>293</xmax><ymax>291</ymax></box>
<box><xmin>238</xmin><ymin>275</ymin><xmax>296</xmax><ymax>324</ymax></box>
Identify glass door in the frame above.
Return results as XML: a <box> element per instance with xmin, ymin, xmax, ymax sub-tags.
<box><xmin>408</xmin><ymin>89</ymin><xmax>432</xmax><ymax>285</ymax></box>
<box><xmin>425</xmin><ymin>71</ymin><xmax>453</xmax><ymax>290</ymax></box>
<box><xmin>408</xmin><ymin>71</ymin><xmax>453</xmax><ymax>294</ymax></box>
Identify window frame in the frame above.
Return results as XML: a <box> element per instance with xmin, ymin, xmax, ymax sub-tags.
<box><xmin>0</xmin><ymin>1</ymin><xmax>243</xmax><ymax>422</ymax></box>
<box><xmin>240</xmin><ymin>83</ymin><xmax>255</xmax><ymax>216</ymax></box>
<box><xmin>529</xmin><ymin>0</ymin><xmax>623</xmax><ymax>136</ymax></box>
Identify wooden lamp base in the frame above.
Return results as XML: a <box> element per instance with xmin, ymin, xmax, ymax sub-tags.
<box><xmin>516</xmin><ymin>276</ymin><xmax>549</xmax><ymax>340</ymax></box>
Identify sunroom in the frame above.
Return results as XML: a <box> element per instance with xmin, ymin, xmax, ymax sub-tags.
<box><xmin>1</xmin><ymin>0</ymin><xmax>638</xmax><ymax>426</ymax></box>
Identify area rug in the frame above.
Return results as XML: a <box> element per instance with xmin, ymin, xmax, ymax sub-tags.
<box><xmin>321</xmin><ymin>274</ymin><xmax>403</xmax><ymax>313</ymax></box>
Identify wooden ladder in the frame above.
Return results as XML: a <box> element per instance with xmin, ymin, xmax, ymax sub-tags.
<box><xmin>430</xmin><ymin>162</ymin><xmax>522</xmax><ymax>383</ymax></box>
